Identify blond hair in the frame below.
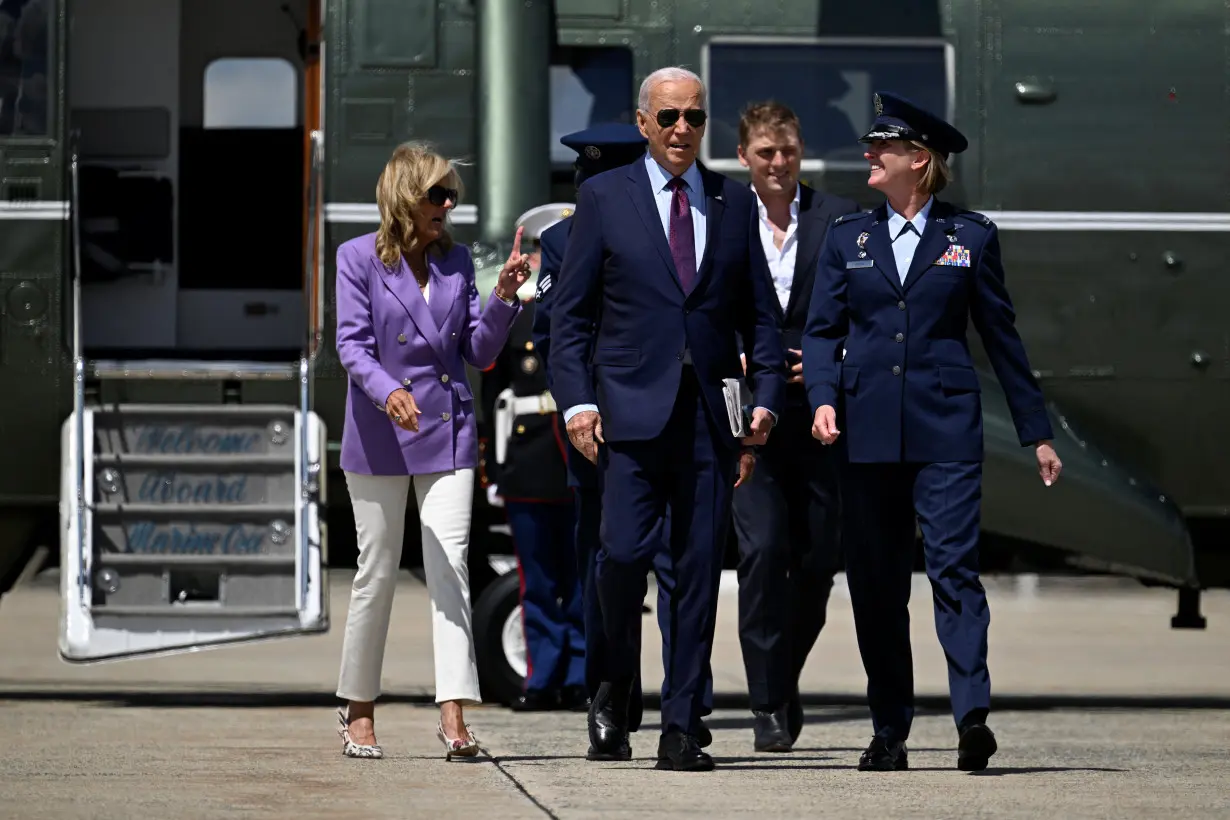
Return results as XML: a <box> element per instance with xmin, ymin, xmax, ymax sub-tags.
<box><xmin>374</xmin><ymin>142</ymin><xmax>464</xmax><ymax>269</ymax></box>
<box><xmin>911</xmin><ymin>141</ymin><xmax>952</xmax><ymax>195</ymax></box>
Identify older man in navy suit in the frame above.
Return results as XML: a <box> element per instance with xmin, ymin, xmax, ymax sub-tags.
<box><xmin>531</xmin><ymin>123</ymin><xmax>715</xmax><ymax>746</ymax></box>
<box><xmin>803</xmin><ymin>91</ymin><xmax>1063</xmax><ymax>773</ymax></box>
<box><xmin>549</xmin><ymin>66</ymin><xmax>786</xmax><ymax>772</ymax></box>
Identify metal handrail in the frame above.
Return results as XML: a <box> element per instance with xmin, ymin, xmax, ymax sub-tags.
<box><xmin>69</xmin><ymin>138</ymin><xmax>89</xmax><ymax>607</ymax></box>
<box><xmin>305</xmin><ymin>129</ymin><xmax>324</xmax><ymax>360</ymax></box>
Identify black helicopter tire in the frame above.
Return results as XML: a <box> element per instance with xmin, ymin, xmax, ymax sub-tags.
<box><xmin>473</xmin><ymin>569</ymin><xmax>528</xmax><ymax>707</ymax></box>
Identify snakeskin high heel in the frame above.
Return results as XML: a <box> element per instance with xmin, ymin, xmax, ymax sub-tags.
<box><xmin>337</xmin><ymin>706</ymin><xmax>383</xmax><ymax>759</ymax></box>
<box><xmin>437</xmin><ymin>720</ymin><xmax>480</xmax><ymax>760</ymax></box>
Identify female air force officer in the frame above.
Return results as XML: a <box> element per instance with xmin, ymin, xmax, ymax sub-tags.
<box><xmin>333</xmin><ymin>142</ymin><xmax>530</xmax><ymax>760</ymax></box>
<box><xmin>803</xmin><ymin>92</ymin><xmax>1063</xmax><ymax>773</ymax></box>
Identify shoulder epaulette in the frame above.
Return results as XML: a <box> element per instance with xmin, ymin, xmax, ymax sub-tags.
<box><xmin>833</xmin><ymin>209</ymin><xmax>872</xmax><ymax>226</ymax></box>
<box><xmin>954</xmin><ymin>209</ymin><xmax>993</xmax><ymax>227</ymax></box>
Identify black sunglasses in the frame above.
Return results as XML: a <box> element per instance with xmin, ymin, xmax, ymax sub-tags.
<box><xmin>655</xmin><ymin>108</ymin><xmax>707</xmax><ymax>129</ymax></box>
<box><xmin>426</xmin><ymin>184</ymin><xmax>458</xmax><ymax>206</ymax></box>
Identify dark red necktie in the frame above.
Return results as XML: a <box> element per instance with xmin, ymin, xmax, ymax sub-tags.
<box><xmin>667</xmin><ymin>176</ymin><xmax>696</xmax><ymax>292</ymax></box>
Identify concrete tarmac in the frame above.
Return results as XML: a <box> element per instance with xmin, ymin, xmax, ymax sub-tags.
<box><xmin>2</xmin><ymin>569</ymin><xmax>1229</xmax><ymax>818</ymax></box>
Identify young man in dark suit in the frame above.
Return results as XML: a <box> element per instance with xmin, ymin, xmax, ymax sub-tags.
<box><xmin>731</xmin><ymin>101</ymin><xmax>860</xmax><ymax>753</ymax></box>
<box><xmin>549</xmin><ymin>66</ymin><xmax>787</xmax><ymax>772</ymax></box>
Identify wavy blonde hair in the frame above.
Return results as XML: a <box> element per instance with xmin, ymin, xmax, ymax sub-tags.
<box><xmin>374</xmin><ymin>141</ymin><xmax>465</xmax><ymax>269</ymax></box>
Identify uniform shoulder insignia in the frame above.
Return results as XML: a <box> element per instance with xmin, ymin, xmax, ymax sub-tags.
<box><xmin>955</xmin><ymin>209</ymin><xmax>993</xmax><ymax>228</ymax></box>
<box><xmin>533</xmin><ymin>272</ymin><xmax>553</xmax><ymax>303</ymax></box>
<box><xmin>833</xmin><ymin>209</ymin><xmax>872</xmax><ymax>226</ymax></box>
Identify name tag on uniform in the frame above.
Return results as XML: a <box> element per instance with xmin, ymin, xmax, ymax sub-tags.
<box><xmin>846</xmin><ymin>259</ymin><xmax>874</xmax><ymax>269</ymax></box>
<box><xmin>936</xmin><ymin>244</ymin><xmax>971</xmax><ymax>267</ymax></box>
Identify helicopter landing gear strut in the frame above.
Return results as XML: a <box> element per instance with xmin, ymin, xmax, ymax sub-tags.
<box><xmin>1170</xmin><ymin>586</ymin><xmax>1207</xmax><ymax>630</ymax></box>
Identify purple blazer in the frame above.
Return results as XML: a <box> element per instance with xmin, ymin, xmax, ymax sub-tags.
<box><xmin>335</xmin><ymin>233</ymin><xmax>521</xmax><ymax>476</ymax></box>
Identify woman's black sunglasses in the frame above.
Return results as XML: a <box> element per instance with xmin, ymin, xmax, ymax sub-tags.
<box><xmin>655</xmin><ymin>108</ymin><xmax>707</xmax><ymax>129</ymax></box>
<box><xmin>426</xmin><ymin>184</ymin><xmax>458</xmax><ymax>206</ymax></box>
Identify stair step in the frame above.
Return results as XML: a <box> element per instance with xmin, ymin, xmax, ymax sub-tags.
<box><xmin>92</xmin><ymin>503</ymin><xmax>296</xmax><ymax>517</ymax></box>
<box><xmin>96</xmin><ymin>553</ymin><xmax>295</xmax><ymax>567</ymax></box>
<box><xmin>89</xmin><ymin>605</ymin><xmax>300</xmax><ymax>617</ymax></box>
<box><xmin>89</xmin><ymin>360</ymin><xmax>301</xmax><ymax>381</ymax></box>
<box><xmin>94</xmin><ymin>453</ymin><xmax>295</xmax><ymax>468</ymax></box>
<box><xmin>92</xmin><ymin>403</ymin><xmax>298</xmax><ymax>416</ymax></box>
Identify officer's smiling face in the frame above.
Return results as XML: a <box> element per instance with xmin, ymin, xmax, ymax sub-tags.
<box><xmin>637</xmin><ymin>79</ymin><xmax>705</xmax><ymax>176</ymax></box>
<box><xmin>864</xmin><ymin>139</ymin><xmax>928</xmax><ymax>194</ymax></box>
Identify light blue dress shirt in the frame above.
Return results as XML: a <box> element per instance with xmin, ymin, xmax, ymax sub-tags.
<box><xmin>885</xmin><ymin>195</ymin><xmax>933</xmax><ymax>284</ymax></box>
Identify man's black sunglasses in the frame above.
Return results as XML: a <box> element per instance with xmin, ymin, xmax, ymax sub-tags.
<box><xmin>655</xmin><ymin>108</ymin><xmax>707</xmax><ymax>129</ymax></box>
<box><xmin>426</xmin><ymin>184</ymin><xmax>458</xmax><ymax>206</ymax></box>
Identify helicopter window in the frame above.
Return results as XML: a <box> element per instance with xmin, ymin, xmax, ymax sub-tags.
<box><xmin>701</xmin><ymin>37</ymin><xmax>952</xmax><ymax>171</ymax></box>
<box><xmin>550</xmin><ymin>46</ymin><xmax>635</xmax><ymax>166</ymax></box>
<box><xmin>0</xmin><ymin>0</ymin><xmax>51</xmax><ymax>137</ymax></box>
<box><xmin>203</xmin><ymin>57</ymin><xmax>298</xmax><ymax>129</ymax></box>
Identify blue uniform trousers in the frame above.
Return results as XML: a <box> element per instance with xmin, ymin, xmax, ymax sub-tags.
<box><xmin>842</xmin><ymin>460</ymin><xmax>990</xmax><ymax>741</ymax></box>
<box><xmin>506</xmin><ymin>500</ymin><xmax>585</xmax><ymax>693</ymax></box>
<box><xmin>597</xmin><ymin>368</ymin><xmax>733</xmax><ymax>736</ymax></box>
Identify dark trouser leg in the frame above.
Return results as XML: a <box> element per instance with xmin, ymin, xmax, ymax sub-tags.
<box><xmin>546</xmin><ymin>501</ymin><xmax>586</xmax><ymax>690</ymax></box>
<box><xmin>506</xmin><ymin>501</ymin><xmax>570</xmax><ymax>693</ymax></box>
<box><xmin>654</xmin><ymin>506</ymin><xmax>714</xmax><ymax>718</ymax></box>
<box><xmin>911</xmin><ymin>461</ymin><xmax>990</xmax><ymax>729</ymax></box>
<box><xmin>575</xmin><ymin>484</ymin><xmax>645</xmax><ymax>729</ymax></box>
<box><xmin>732</xmin><ymin>407</ymin><xmax>842</xmax><ymax>712</ymax></box>
<box><xmin>842</xmin><ymin>462</ymin><xmax>919</xmax><ymax>742</ymax></box>
<box><xmin>788</xmin><ymin>436</ymin><xmax>843</xmax><ymax>683</ymax></box>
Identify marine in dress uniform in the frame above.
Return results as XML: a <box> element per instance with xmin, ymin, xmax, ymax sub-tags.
<box><xmin>730</xmin><ymin>101</ymin><xmax>860</xmax><ymax>753</ymax></box>
<box><xmin>483</xmin><ymin>205</ymin><xmax>586</xmax><ymax>711</ymax></box>
<box><xmin>802</xmin><ymin>91</ymin><xmax>1063</xmax><ymax>772</ymax></box>
<box><xmin>530</xmin><ymin>122</ymin><xmax>714</xmax><ymax>747</ymax></box>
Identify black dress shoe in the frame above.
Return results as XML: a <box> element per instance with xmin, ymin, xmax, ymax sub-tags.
<box><xmin>857</xmin><ymin>736</ymin><xmax>908</xmax><ymax>771</ymax></box>
<box><xmin>655</xmin><ymin>730</ymin><xmax>715</xmax><ymax>772</ymax></box>
<box><xmin>510</xmin><ymin>689</ymin><xmax>559</xmax><ymax>711</ymax></box>
<box><xmin>787</xmin><ymin>690</ymin><xmax>804</xmax><ymax>745</ymax></box>
<box><xmin>752</xmin><ymin>706</ymin><xmax>793</xmax><ymax>752</ymax></box>
<box><xmin>559</xmin><ymin>684</ymin><xmax>590</xmax><ymax>712</ymax></box>
<box><xmin>957</xmin><ymin>722</ymin><xmax>997</xmax><ymax>771</ymax></box>
<box><xmin>586</xmin><ymin>681</ymin><xmax>632</xmax><ymax>761</ymax></box>
<box><xmin>697</xmin><ymin>719</ymin><xmax>712</xmax><ymax>749</ymax></box>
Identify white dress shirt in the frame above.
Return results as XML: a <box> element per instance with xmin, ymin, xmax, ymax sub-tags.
<box><xmin>885</xmin><ymin>196</ymin><xmax>933</xmax><ymax>284</ymax></box>
<box><xmin>753</xmin><ymin>183</ymin><xmax>800</xmax><ymax>310</ymax></box>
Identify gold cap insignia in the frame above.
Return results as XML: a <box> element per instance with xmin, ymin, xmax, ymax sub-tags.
<box><xmin>561</xmin><ymin>208</ymin><xmax>573</xmax><ymax>218</ymax></box>
<box><xmin>585</xmin><ymin>145</ymin><xmax>601</xmax><ymax>159</ymax></box>
<box><xmin>874</xmin><ymin>93</ymin><xmax>883</xmax><ymax>115</ymax></box>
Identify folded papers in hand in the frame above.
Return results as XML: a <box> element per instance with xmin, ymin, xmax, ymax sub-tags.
<box><xmin>721</xmin><ymin>377</ymin><xmax>753</xmax><ymax>438</ymax></box>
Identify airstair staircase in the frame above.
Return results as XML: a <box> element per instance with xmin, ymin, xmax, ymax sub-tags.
<box><xmin>59</xmin><ymin>133</ymin><xmax>330</xmax><ymax>662</ymax></box>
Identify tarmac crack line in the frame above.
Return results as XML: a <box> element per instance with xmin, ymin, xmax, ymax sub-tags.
<box><xmin>482</xmin><ymin>746</ymin><xmax>560</xmax><ymax>820</ymax></box>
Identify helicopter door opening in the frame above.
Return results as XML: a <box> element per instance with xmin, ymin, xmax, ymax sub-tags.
<box><xmin>68</xmin><ymin>0</ymin><xmax>314</xmax><ymax>359</ymax></box>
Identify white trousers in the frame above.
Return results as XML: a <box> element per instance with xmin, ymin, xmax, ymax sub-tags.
<box><xmin>336</xmin><ymin>468</ymin><xmax>481</xmax><ymax>705</ymax></box>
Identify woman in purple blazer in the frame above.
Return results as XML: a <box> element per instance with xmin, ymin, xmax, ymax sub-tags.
<box><xmin>332</xmin><ymin>142</ymin><xmax>530</xmax><ymax>760</ymax></box>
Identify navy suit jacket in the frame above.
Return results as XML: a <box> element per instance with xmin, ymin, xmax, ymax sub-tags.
<box><xmin>530</xmin><ymin>217</ymin><xmax>572</xmax><ymax>383</ymax></box>
<box><xmin>531</xmin><ymin>216</ymin><xmax>598</xmax><ymax>489</ymax></box>
<box><xmin>802</xmin><ymin>199</ymin><xmax>1053</xmax><ymax>463</ymax></box>
<box><xmin>548</xmin><ymin>158</ymin><xmax>787</xmax><ymax>448</ymax></box>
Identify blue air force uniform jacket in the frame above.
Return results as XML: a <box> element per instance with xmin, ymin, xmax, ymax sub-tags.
<box><xmin>802</xmin><ymin>199</ymin><xmax>1054</xmax><ymax>463</ymax></box>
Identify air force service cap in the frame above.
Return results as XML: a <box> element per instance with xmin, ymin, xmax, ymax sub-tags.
<box><xmin>859</xmin><ymin>91</ymin><xmax>968</xmax><ymax>158</ymax></box>
<box><xmin>560</xmin><ymin>122</ymin><xmax>648</xmax><ymax>185</ymax></box>
<box><xmin>513</xmin><ymin>203</ymin><xmax>575</xmax><ymax>241</ymax></box>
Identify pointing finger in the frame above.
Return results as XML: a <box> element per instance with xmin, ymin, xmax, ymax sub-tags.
<box><xmin>509</xmin><ymin>226</ymin><xmax>524</xmax><ymax>260</ymax></box>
